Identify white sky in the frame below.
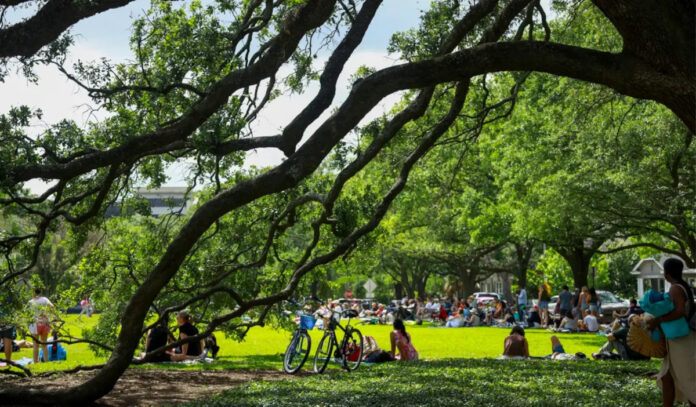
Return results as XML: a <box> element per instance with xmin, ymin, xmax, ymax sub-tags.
<box><xmin>0</xmin><ymin>0</ymin><xmax>553</xmax><ymax>193</ymax></box>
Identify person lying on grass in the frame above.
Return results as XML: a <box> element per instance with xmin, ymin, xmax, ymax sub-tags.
<box><xmin>502</xmin><ymin>326</ymin><xmax>529</xmax><ymax>359</ymax></box>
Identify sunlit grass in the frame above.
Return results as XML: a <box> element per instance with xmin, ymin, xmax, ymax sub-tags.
<box><xmin>5</xmin><ymin>314</ymin><xmax>629</xmax><ymax>374</ymax></box>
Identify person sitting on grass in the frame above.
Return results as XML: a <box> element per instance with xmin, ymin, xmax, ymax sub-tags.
<box><xmin>176</xmin><ymin>310</ymin><xmax>205</xmax><ymax>358</ymax></box>
<box><xmin>496</xmin><ymin>309</ymin><xmax>516</xmax><ymax>327</ymax></box>
<box><xmin>142</xmin><ymin>320</ymin><xmax>175</xmax><ymax>362</ymax></box>
<box><xmin>556</xmin><ymin>310</ymin><xmax>579</xmax><ymax>332</ymax></box>
<box><xmin>592</xmin><ymin>315</ymin><xmax>649</xmax><ymax>361</ymax></box>
<box><xmin>578</xmin><ymin>312</ymin><xmax>599</xmax><ymax>332</ymax></box>
<box><xmin>446</xmin><ymin>311</ymin><xmax>466</xmax><ymax>328</ymax></box>
<box><xmin>502</xmin><ymin>326</ymin><xmax>529</xmax><ymax>359</ymax></box>
<box><xmin>527</xmin><ymin>305</ymin><xmax>541</xmax><ymax>328</ymax></box>
<box><xmin>464</xmin><ymin>306</ymin><xmax>481</xmax><ymax>326</ymax></box>
<box><xmin>389</xmin><ymin>319</ymin><xmax>418</xmax><ymax>361</ymax></box>
<box><xmin>39</xmin><ymin>331</ymin><xmax>66</xmax><ymax>362</ymax></box>
<box><xmin>611</xmin><ymin>298</ymin><xmax>642</xmax><ymax>326</ymax></box>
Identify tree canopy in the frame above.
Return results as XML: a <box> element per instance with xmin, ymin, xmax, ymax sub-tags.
<box><xmin>0</xmin><ymin>0</ymin><xmax>693</xmax><ymax>404</ymax></box>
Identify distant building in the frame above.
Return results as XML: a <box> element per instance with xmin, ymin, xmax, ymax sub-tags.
<box><xmin>106</xmin><ymin>187</ymin><xmax>192</xmax><ymax>218</ymax></box>
<box><xmin>631</xmin><ymin>257</ymin><xmax>696</xmax><ymax>297</ymax></box>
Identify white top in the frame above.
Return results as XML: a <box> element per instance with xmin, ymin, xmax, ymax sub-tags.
<box><xmin>518</xmin><ymin>289</ymin><xmax>527</xmax><ymax>305</ymax></box>
<box><xmin>28</xmin><ymin>296</ymin><xmax>53</xmax><ymax>324</ymax></box>
<box><xmin>583</xmin><ymin>315</ymin><xmax>599</xmax><ymax>332</ymax></box>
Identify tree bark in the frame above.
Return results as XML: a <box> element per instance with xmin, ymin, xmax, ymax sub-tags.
<box><xmin>555</xmin><ymin>245</ymin><xmax>594</xmax><ymax>289</ymax></box>
<box><xmin>0</xmin><ymin>0</ymin><xmax>136</xmax><ymax>58</ymax></box>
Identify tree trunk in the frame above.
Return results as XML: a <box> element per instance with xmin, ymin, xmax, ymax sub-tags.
<box><xmin>514</xmin><ymin>242</ymin><xmax>534</xmax><ymax>291</ymax></box>
<box><xmin>555</xmin><ymin>245</ymin><xmax>593</xmax><ymax>289</ymax></box>
<box><xmin>394</xmin><ymin>283</ymin><xmax>403</xmax><ymax>299</ymax></box>
<box><xmin>502</xmin><ymin>272</ymin><xmax>514</xmax><ymax>304</ymax></box>
<box><xmin>458</xmin><ymin>267</ymin><xmax>479</xmax><ymax>299</ymax></box>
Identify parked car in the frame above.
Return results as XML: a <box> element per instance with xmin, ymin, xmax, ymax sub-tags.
<box><xmin>472</xmin><ymin>292</ymin><xmax>501</xmax><ymax>305</ymax></box>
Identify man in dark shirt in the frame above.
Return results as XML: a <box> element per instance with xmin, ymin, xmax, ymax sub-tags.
<box><xmin>178</xmin><ymin>320</ymin><xmax>202</xmax><ymax>356</ymax></box>
<box><xmin>145</xmin><ymin>323</ymin><xmax>172</xmax><ymax>362</ymax></box>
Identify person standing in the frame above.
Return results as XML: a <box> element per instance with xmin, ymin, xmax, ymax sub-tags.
<box><xmin>0</xmin><ymin>296</ymin><xmax>16</xmax><ymax>362</ymax></box>
<box><xmin>588</xmin><ymin>288</ymin><xmax>600</xmax><ymax>317</ymax></box>
<box><xmin>647</xmin><ymin>258</ymin><xmax>696</xmax><ymax>406</ymax></box>
<box><xmin>28</xmin><ymin>288</ymin><xmax>54</xmax><ymax>363</ymax></box>
<box><xmin>516</xmin><ymin>286</ymin><xmax>527</xmax><ymax>324</ymax></box>
<box><xmin>579</xmin><ymin>286</ymin><xmax>590</xmax><ymax>317</ymax></box>
<box><xmin>558</xmin><ymin>286</ymin><xmax>572</xmax><ymax>317</ymax></box>
<box><xmin>79</xmin><ymin>294</ymin><xmax>94</xmax><ymax>318</ymax></box>
<box><xmin>538</xmin><ymin>284</ymin><xmax>551</xmax><ymax>328</ymax></box>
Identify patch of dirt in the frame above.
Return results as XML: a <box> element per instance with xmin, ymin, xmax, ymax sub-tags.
<box><xmin>0</xmin><ymin>368</ymin><xmax>296</xmax><ymax>406</ymax></box>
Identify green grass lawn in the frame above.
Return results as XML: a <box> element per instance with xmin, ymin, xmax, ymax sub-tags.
<box><xmin>182</xmin><ymin>359</ymin><xmax>661</xmax><ymax>407</ymax></box>
<box><xmin>7</xmin><ymin>315</ymin><xmax>620</xmax><ymax>373</ymax></box>
<box><xmin>3</xmin><ymin>315</ymin><xmax>664</xmax><ymax>406</ymax></box>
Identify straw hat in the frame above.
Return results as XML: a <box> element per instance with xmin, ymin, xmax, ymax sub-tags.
<box><xmin>627</xmin><ymin>314</ymin><xmax>666</xmax><ymax>358</ymax></box>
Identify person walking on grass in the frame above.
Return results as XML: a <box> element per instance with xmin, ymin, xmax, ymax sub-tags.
<box><xmin>79</xmin><ymin>293</ymin><xmax>94</xmax><ymax>319</ymax></box>
<box><xmin>28</xmin><ymin>288</ymin><xmax>54</xmax><ymax>363</ymax></box>
<box><xmin>647</xmin><ymin>258</ymin><xmax>696</xmax><ymax>407</ymax></box>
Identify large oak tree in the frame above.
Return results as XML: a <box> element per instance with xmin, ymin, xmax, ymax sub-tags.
<box><xmin>0</xmin><ymin>0</ymin><xmax>693</xmax><ymax>404</ymax></box>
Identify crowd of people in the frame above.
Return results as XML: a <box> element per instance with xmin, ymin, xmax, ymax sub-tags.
<box><xmin>319</xmin><ymin>283</ymin><xmax>616</xmax><ymax>335</ymax></box>
<box><xmin>1</xmin><ymin>259</ymin><xmax>694</xmax><ymax>406</ymax></box>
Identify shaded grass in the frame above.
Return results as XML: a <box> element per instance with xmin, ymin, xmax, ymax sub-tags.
<box><xmin>180</xmin><ymin>358</ymin><xmax>661</xmax><ymax>407</ymax></box>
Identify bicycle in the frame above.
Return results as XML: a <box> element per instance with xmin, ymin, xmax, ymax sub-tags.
<box><xmin>313</xmin><ymin>308</ymin><xmax>363</xmax><ymax>373</ymax></box>
<box><xmin>282</xmin><ymin>298</ymin><xmax>320</xmax><ymax>374</ymax></box>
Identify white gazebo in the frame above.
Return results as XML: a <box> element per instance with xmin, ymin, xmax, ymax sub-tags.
<box><xmin>631</xmin><ymin>257</ymin><xmax>696</xmax><ymax>297</ymax></box>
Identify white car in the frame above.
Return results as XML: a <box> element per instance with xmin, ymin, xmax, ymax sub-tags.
<box><xmin>472</xmin><ymin>292</ymin><xmax>501</xmax><ymax>305</ymax></box>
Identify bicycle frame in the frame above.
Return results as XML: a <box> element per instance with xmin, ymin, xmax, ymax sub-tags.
<box><xmin>324</xmin><ymin>310</ymin><xmax>354</xmax><ymax>358</ymax></box>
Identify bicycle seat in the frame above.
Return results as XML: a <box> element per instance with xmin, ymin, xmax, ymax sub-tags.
<box><xmin>343</xmin><ymin>310</ymin><xmax>359</xmax><ymax>318</ymax></box>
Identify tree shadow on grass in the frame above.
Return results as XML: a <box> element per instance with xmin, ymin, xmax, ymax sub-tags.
<box><xmin>180</xmin><ymin>358</ymin><xmax>662</xmax><ymax>407</ymax></box>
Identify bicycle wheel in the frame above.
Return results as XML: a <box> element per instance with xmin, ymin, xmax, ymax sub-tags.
<box><xmin>283</xmin><ymin>330</ymin><xmax>311</xmax><ymax>374</ymax></box>
<box><xmin>342</xmin><ymin>328</ymin><xmax>363</xmax><ymax>372</ymax></box>
<box><xmin>313</xmin><ymin>333</ymin><xmax>333</xmax><ymax>374</ymax></box>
